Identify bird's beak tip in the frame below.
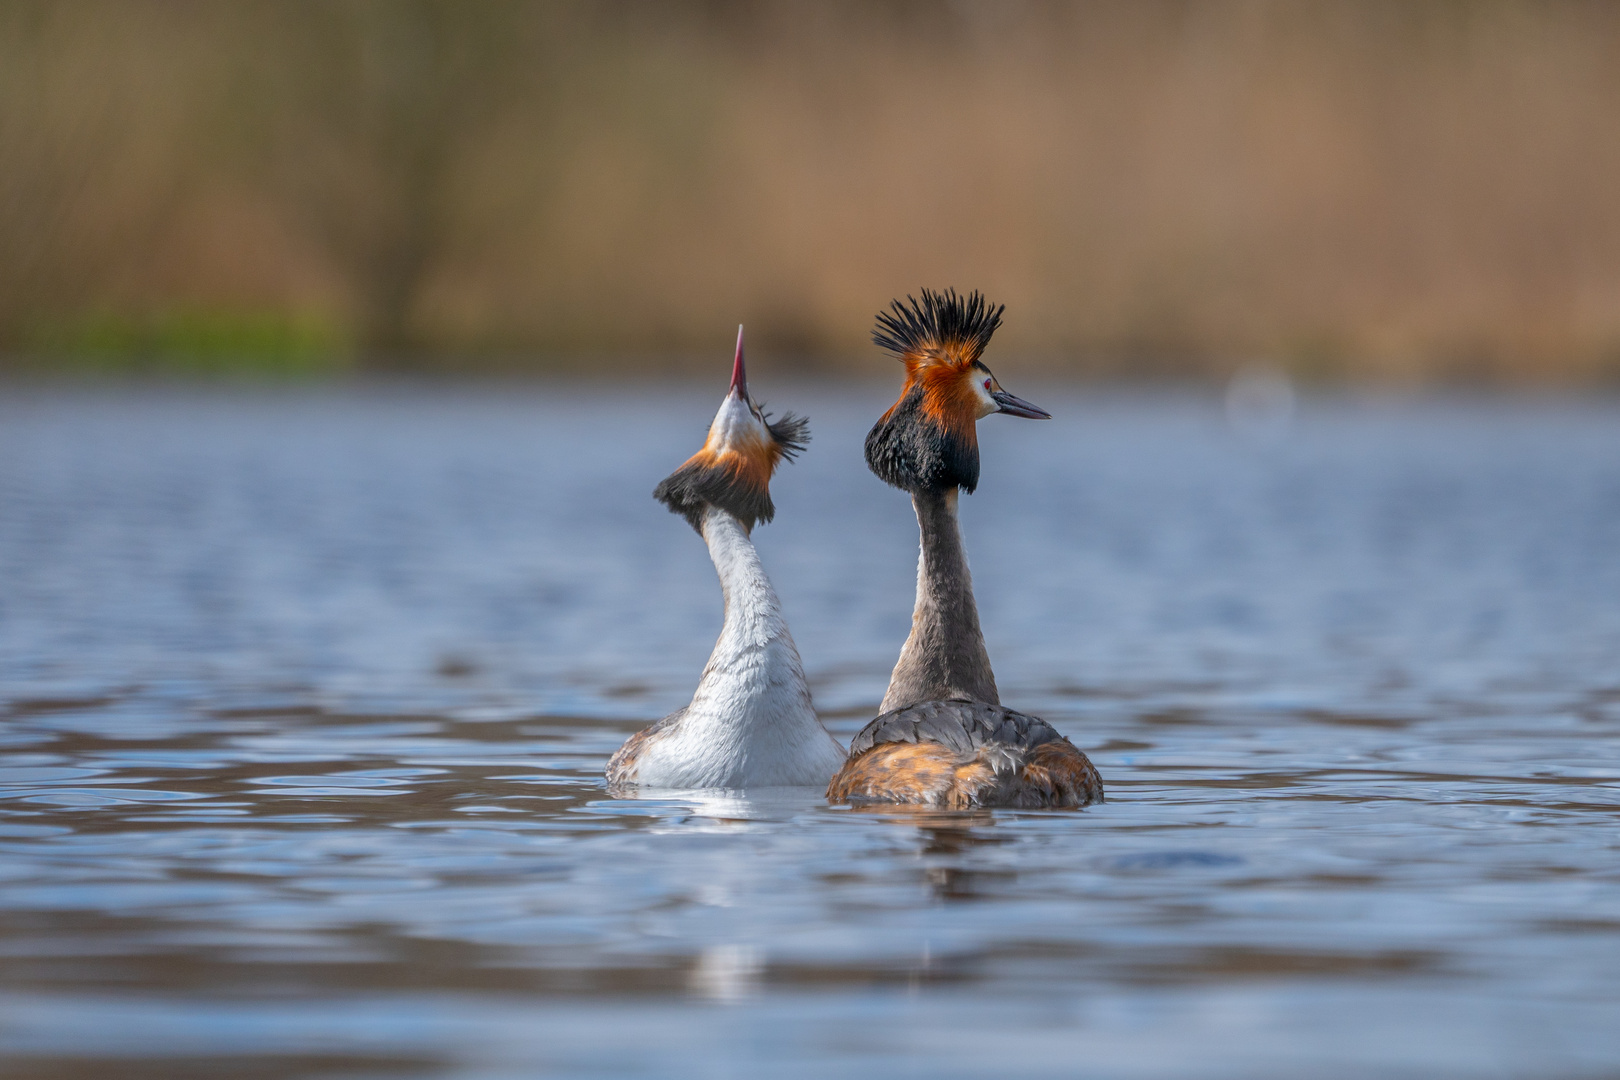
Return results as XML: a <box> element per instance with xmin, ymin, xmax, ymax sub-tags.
<box><xmin>991</xmin><ymin>389</ymin><xmax>1051</xmax><ymax>420</ymax></box>
<box><xmin>729</xmin><ymin>325</ymin><xmax>747</xmax><ymax>398</ymax></box>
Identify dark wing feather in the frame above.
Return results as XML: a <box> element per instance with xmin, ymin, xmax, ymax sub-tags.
<box><xmin>847</xmin><ymin>698</ymin><xmax>1063</xmax><ymax>757</ymax></box>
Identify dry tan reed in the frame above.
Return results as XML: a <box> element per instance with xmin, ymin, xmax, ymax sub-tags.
<box><xmin>4</xmin><ymin>0</ymin><xmax>1620</xmax><ymax>380</ymax></box>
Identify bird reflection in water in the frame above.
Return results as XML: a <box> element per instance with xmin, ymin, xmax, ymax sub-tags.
<box><xmin>846</xmin><ymin>807</ymin><xmax>1018</xmax><ymax>901</ymax></box>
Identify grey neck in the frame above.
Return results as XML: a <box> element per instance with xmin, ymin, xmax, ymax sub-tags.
<box><xmin>878</xmin><ymin>487</ymin><xmax>1000</xmax><ymax>712</ymax></box>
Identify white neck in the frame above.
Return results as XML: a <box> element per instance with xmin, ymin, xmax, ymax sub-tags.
<box><xmin>631</xmin><ymin>507</ymin><xmax>845</xmax><ymax>787</ymax></box>
<box><xmin>697</xmin><ymin>508</ymin><xmax>794</xmax><ymax>681</ymax></box>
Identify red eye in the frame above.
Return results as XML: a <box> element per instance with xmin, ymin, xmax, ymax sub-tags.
<box><xmin>983</xmin><ymin>379</ymin><xmax>992</xmax><ymax>390</ymax></box>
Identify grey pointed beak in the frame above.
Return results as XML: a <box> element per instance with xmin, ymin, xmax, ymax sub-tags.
<box><xmin>729</xmin><ymin>325</ymin><xmax>747</xmax><ymax>399</ymax></box>
<box><xmin>991</xmin><ymin>388</ymin><xmax>1051</xmax><ymax>419</ymax></box>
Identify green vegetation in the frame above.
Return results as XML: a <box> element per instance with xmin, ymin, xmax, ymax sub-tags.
<box><xmin>21</xmin><ymin>310</ymin><xmax>350</xmax><ymax>377</ymax></box>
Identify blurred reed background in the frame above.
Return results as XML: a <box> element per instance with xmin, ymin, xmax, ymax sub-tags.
<box><xmin>4</xmin><ymin>0</ymin><xmax>1620</xmax><ymax>382</ymax></box>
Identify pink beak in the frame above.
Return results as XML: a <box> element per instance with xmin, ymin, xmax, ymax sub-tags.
<box><xmin>729</xmin><ymin>325</ymin><xmax>747</xmax><ymax>399</ymax></box>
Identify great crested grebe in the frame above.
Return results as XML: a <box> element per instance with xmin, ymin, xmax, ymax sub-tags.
<box><xmin>607</xmin><ymin>328</ymin><xmax>847</xmax><ymax>790</ymax></box>
<box><xmin>826</xmin><ymin>290</ymin><xmax>1104</xmax><ymax>809</ymax></box>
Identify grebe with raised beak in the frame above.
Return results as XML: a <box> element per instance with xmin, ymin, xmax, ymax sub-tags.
<box><xmin>607</xmin><ymin>328</ymin><xmax>847</xmax><ymax>790</ymax></box>
<box><xmin>826</xmin><ymin>290</ymin><xmax>1103</xmax><ymax>809</ymax></box>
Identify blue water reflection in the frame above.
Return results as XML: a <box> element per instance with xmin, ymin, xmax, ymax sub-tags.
<box><xmin>1</xmin><ymin>385</ymin><xmax>1619</xmax><ymax>1077</ymax></box>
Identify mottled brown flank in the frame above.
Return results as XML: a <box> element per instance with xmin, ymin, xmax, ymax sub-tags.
<box><xmin>605</xmin><ymin>710</ymin><xmax>681</xmax><ymax>789</ymax></box>
<box><xmin>827</xmin><ymin>737</ymin><xmax>1102</xmax><ymax>810</ymax></box>
<box><xmin>604</xmin><ymin>728</ymin><xmax>652</xmax><ymax>789</ymax></box>
<box><xmin>826</xmin><ymin>742</ymin><xmax>962</xmax><ymax>805</ymax></box>
<box><xmin>1017</xmin><ymin>741</ymin><xmax>1104</xmax><ymax>807</ymax></box>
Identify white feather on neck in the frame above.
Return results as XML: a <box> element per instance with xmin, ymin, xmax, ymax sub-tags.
<box><xmin>630</xmin><ymin>506</ymin><xmax>846</xmax><ymax>788</ymax></box>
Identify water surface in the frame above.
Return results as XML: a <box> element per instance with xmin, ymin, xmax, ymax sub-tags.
<box><xmin>2</xmin><ymin>385</ymin><xmax>1619</xmax><ymax>1078</ymax></box>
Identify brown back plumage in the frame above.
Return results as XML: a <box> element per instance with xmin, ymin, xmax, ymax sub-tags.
<box><xmin>827</xmin><ymin>699</ymin><xmax>1103</xmax><ymax>809</ymax></box>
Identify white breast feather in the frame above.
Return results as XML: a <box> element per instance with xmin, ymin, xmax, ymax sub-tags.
<box><xmin>624</xmin><ymin>508</ymin><xmax>845</xmax><ymax>788</ymax></box>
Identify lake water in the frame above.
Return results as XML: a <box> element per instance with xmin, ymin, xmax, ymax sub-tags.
<box><xmin>2</xmin><ymin>383</ymin><xmax>1619</xmax><ymax>1079</ymax></box>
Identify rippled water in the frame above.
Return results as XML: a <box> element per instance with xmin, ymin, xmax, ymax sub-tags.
<box><xmin>3</xmin><ymin>384</ymin><xmax>1619</xmax><ymax>1079</ymax></box>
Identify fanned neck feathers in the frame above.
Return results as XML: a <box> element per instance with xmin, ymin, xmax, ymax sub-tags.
<box><xmin>655</xmin><ymin>394</ymin><xmax>808</xmax><ymax>531</ymax></box>
<box><xmin>865</xmin><ymin>289</ymin><xmax>1005</xmax><ymax>495</ymax></box>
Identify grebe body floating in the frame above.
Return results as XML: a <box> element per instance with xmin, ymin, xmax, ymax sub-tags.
<box><xmin>607</xmin><ymin>327</ymin><xmax>846</xmax><ymax>791</ymax></box>
<box><xmin>827</xmin><ymin>290</ymin><xmax>1103</xmax><ymax>809</ymax></box>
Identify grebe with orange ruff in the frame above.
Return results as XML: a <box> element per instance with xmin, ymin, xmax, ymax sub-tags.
<box><xmin>607</xmin><ymin>328</ymin><xmax>847</xmax><ymax>790</ymax></box>
<box><xmin>826</xmin><ymin>290</ymin><xmax>1103</xmax><ymax>809</ymax></box>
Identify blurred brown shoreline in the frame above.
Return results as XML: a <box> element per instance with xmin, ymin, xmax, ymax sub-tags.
<box><xmin>6</xmin><ymin>1</ymin><xmax>1620</xmax><ymax>384</ymax></box>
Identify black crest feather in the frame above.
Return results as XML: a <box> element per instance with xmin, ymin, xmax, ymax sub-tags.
<box><xmin>873</xmin><ymin>288</ymin><xmax>1004</xmax><ymax>363</ymax></box>
<box><xmin>766</xmin><ymin>410</ymin><xmax>810</xmax><ymax>460</ymax></box>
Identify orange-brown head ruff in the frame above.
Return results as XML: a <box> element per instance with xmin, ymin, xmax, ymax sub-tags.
<box><xmin>863</xmin><ymin>289</ymin><xmax>1048</xmax><ymax>495</ymax></box>
<box><xmin>654</xmin><ymin>325</ymin><xmax>809</xmax><ymax>531</ymax></box>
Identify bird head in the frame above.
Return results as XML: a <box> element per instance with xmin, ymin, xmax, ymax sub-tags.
<box><xmin>864</xmin><ymin>289</ymin><xmax>1049</xmax><ymax>495</ymax></box>
<box><xmin>654</xmin><ymin>326</ymin><xmax>809</xmax><ymax>532</ymax></box>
